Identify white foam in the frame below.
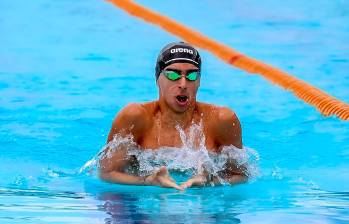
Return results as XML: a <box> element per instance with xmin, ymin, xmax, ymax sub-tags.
<box><xmin>80</xmin><ymin>123</ymin><xmax>260</xmax><ymax>184</ymax></box>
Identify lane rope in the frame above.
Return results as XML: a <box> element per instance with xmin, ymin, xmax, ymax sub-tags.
<box><xmin>107</xmin><ymin>0</ymin><xmax>349</xmax><ymax>120</ymax></box>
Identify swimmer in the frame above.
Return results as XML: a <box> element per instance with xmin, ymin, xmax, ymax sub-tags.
<box><xmin>99</xmin><ymin>42</ymin><xmax>246</xmax><ymax>190</ymax></box>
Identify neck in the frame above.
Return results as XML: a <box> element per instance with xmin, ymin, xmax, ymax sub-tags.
<box><xmin>157</xmin><ymin>100</ymin><xmax>197</xmax><ymax>129</ymax></box>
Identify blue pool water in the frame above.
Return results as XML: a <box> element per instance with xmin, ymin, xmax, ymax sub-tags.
<box><xmin>1</xmin><ymin>0</ymin><xmax>349</xmax><ymax>223</ymax></box>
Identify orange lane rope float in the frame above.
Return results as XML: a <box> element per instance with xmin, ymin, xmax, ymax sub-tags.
<box><xmin>107</xmin><ymin>0</ymin><xmax>349</xmax><ymax>121</ymax></box>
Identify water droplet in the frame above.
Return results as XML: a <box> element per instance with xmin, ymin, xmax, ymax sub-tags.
<box><xmin>81</xmin><ymin>124</ymin><xmax>260</xmax><ymax>184</ymax></box>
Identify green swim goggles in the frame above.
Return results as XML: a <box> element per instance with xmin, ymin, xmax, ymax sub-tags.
<box><xmin>162</xmin><ymin>70</ymin><xmax>200</xmax><ymax>81</ymax></box>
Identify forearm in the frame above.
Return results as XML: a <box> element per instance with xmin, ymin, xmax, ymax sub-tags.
<box><xmin>184</xmin><ymin>173</ymin><xmax>247</xmax><ymax>188</ymax></box>
<box><xmin>99</xmin><ymin>170</ymin><xmax>146</xmax><ymax>186</ymax></box>
<box><xmin>209</xmin><ymin>174</ymin><xmax>247</xmax><ymax>186</ymax></box>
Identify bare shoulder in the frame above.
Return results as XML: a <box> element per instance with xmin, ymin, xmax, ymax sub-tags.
<box><xmin>198</xmin><ymin>102</ymin><xmax>242</xmax><ymax>149</ymax></box>
<box><xmin>118</xmin><ymin>103</ymin><xmax>149</xmax><ymax>121</ymax></box>
<box><xmin>215</xmin><ymin>106</ymin><xmax>240</xmax><ymax>125</ymax></box>
<box><xmin>197</xmin><ymin>102</ymin><xmax>239</xmax><ymax>123</ymax></box>
<box><xmin>108</xmin><ymin>102</ymin><xmax>151</xmax><ymax>142</ymax></box>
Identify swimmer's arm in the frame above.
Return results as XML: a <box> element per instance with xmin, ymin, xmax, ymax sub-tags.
<box><xmin>99</xmin><ymin>146</ymin><xmax>146</xmax><ymax>185</ymax></box>
<box><xmin>99</xmin><ymin>148</ymin><xmax>182</xmax><ymax>189</ymax></box>
<box><xmin>180</xmin><ymin>167</ymin><xmax>247</xmax><ymax>189</ymax></box>
<box><xmin>214</xmin><ymin>107</ymin><xmax>247</xmax><ymax>185</ymax></box>
<box><xmin>99</xmin><ymin>104</ymin><xmax>182</xmax><ymax>189</ymax></box>
<box><xmin>181</xmin><ymin>108</ymin><xmax>246</xmax><ymax>189</ymax></box>
<box><xmin>99</xmin><ymin>103</ymin><xmax>148</xmax><ymax>185</ymax></box>
<box><xmin>214</xmin><ymin>164</ymin><xmax>248</xmax><ymax>185</ymax></box>
<box><xmin>215</xmin><ymin>107</ymin><xmax>243</xmax><ymax>149</ymax></box>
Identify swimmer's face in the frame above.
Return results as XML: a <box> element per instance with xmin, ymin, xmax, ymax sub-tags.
<box><xmin>157</xmin><ymin>63</ymin><xmax>200</xmax><ymax>113</ymax></box>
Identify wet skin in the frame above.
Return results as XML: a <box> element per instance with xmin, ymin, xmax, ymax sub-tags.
<box><xmin>99</xmin><ymin>63</ymin><xmax>245</xmax><ymax>190</ymax></box>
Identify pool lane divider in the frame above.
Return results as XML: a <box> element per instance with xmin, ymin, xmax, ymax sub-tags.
<box><xmin>107</xmin><ymin>0</ymin><xmax>349</xmax><ymax>121</ymax></box>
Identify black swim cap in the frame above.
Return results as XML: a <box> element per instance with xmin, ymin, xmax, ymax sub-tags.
<box><xmin>155</xmin><ymin>41</ymin><xmax>201</xmax><ymax>80</ymax></box>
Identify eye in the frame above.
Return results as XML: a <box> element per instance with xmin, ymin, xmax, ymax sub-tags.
<box><xmin>164</xmin><ymin>71</ymin><xmax>181</xmax><ymax>81</ymax></box>
<box><xmin>186</xmin><ymin>71</ymin><xmax>198</xmax><ymax>81</ymax></box>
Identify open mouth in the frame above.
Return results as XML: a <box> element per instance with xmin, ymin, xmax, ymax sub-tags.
<box><xmin>176</xmin><ymin>95</ymin><xmax>189</xmax><ymax>105</ymax></box>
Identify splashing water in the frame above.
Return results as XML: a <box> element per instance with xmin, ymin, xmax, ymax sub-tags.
<box><xmin>80</xmin><ymin>122</ymin><xmax>259</xmax><ymax>184</ymax></box>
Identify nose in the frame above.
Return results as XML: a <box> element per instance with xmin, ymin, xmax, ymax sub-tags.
<box><xmin>178</xmin><ymin>76</ymin><xmax>187</xmax><ymax>89</ymax></box>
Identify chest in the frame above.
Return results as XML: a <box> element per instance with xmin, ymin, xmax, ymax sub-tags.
<box><xmin>138</xmin><ymin>121</ymin><xmax>217</xmax><ymax>151</ymax></box>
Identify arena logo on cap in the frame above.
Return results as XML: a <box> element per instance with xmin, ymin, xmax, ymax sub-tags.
<box><xmin>170</xmin><ymin>48</ymin><xmax>194</xmax><ymax>54</ymax></box>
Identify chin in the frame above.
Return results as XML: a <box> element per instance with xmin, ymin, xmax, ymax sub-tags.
<box><xmin>174</xmin><ymin>107</ymin><xmax>189</xmax><ymax>114</ymax></box>
<box><xmin>173</xmin><ymin>100</ymin><xmax>195</xmax><ymax>113</ymax></box>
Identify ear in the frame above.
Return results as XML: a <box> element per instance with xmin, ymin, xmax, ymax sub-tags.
<box><xmin>156</xmin><ymin>73</ymin><xmax>165</xmax><ymax>87</ymax></box>
<box><xmin>156</xmin><ymin>77</ymin><xmax>162</xmax><ymax>92</ymax></box>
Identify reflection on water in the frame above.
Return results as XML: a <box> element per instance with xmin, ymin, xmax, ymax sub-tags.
<box><xmin>92</xmin><ymin>181</ymin><xmax>349</xmax><ymax>224</ymax></box>
<box><xmin>0</xmin><ymin>171</ymin><xmax>348</xmax><ymax>223</ymax></box>
<box><xmin>99</xmin><ymin>192</ymin><xmax>152</xmax><ymax>224</ymax></box>
<box><xmin>96</xmin><ymin>188</ymin><xmax>243</xmax><ymax>224</ymax></box>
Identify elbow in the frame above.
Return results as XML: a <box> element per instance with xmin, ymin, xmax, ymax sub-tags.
<box><xmin>228</xmin><ymin>174</ymin><xmax>248</xmax><ymax>185</ymax></box>
<box><xmin>98</xmin><ymin>170</ymin><xmax>109</xmax><ymax>181</ymax></box>
<box><xmin>99</xmin><ymin>169</ymin><xmax>125</xmax><ymax>184</ymax></box>
<box><xmin>221</xmin><ymin>171</ymin><xmax>249</xmax><ymax>185</ymax></box>
<box><xmin>239</xmin><ymin>174</ymin><xmax>249</xmax><ymax>183</ymax></box>
<box><xmin>99</xmin><ymin>169</ymin><xmax>115</xmax><ymax>183</ymax></box>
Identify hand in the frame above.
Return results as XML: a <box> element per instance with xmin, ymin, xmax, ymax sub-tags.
<box><xmin>179</xmin><ymin>173</ymin><xmax>209</xmax><ymax>190</ymax></box>
<box><xmin>144</xmin><ymin>166</ymin><xmax>183</xmax><ymax>190</ymax></box>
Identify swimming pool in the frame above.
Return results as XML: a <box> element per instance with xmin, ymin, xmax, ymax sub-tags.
<box><xmin>1</xmin><ymin>0</ymin><xmax>348</xmax><ymax>223</ymax></box>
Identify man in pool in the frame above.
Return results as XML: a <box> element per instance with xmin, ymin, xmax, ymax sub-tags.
<box><xmin>99</xmin><ymin>42</ymin><xmax>246</xmax><ymax>190</ymax></box>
